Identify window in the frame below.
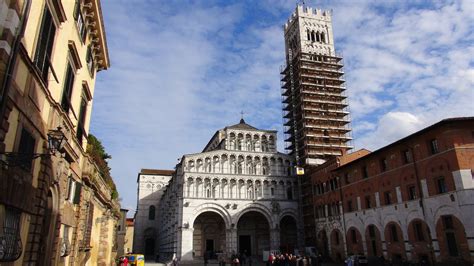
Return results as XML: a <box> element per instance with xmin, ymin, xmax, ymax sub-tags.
<box><xmin>60</xmin><ymin>225</ymin><xmax>71</xmax><ymax>257</ymax></box>
<box><xmin>390</xmin><ymin>224</ymin><xmax>399</xmax><ymax>242</ymax></box>
<box><xmin>402</xmin><ymin>149</ymin><xmax>413</xmax><ymax>164</ymax></box>
<box><xmin>443</xmin><ymin>215</ymin><xmax>454</xmax><ymax>230</ymax></box>
<box><xmin>344</xmin><ymin>173</ymin><xmax>350</xmax><ymax>184</ymax></box>
<box><xmin>351</xmin><ymin>229</ymin><xmax>357</xmax><ymax>243</ymax></box>
<box><xmin>347</xmin><ymin>200</ymin><xmax>353</xmax><ymax>212</ymax></box>
<box><xmin>86</xmin><ymin>45</ymin><xmax>95</xmax><ymax>76</ymax></box>
<box><xmin>384</xmin><ymin>191</ymin><xmax>392</xmax><ymax>205</ymax></box>
<box><xmin>414</xmin><ymin>222</ymin><xmax>424</xmax><ymax>241</ymax></box>
<box><xmin>66</xmin><ymin>177</ymin><xmax>82</xmax><ymax>204</ymax></box>
<box><xmin>429</xmin><ymin>139</ymin><xmax>439</xmax><ymax>154</ymax></box>
<box><xmin>368</xmin><ymin>225</ymin><xmax>376</xmax><ymax>238</ymax></box>
<box><xmin>73</xmin><ymin>0</ymin><xmax>87</xmax><ymax>42</ymax></box>
<box><xmin>148</xmin><ymin>206</ymin><xmax>155</xmax><ymax>220</ymax></box>
<box><xmin>17</xmin><ymin>128</ymin><xmax>36</xmax><ymax>170</ymax></box>
<box><xmin>61</xmin><ymin>62</ymin><xmax>75</xmax><ymax>113</ymax></box>
<box><xmin>441</xmin><ymin>216</ymin><xmax>458</xmax><ymax>256</ymax></box>
<box><xmin>362</xmin><ymin>166</ymin><xmax>368</xmax><ymax>179</ymax></box>
<box><xmin>365</xmin><ymin>195</ymin><xmax>372</xmax><ymax>209</ymax></box>
<box><xmin>0</xmin><ymin>207</ymin><xmax>22</xmax><ymax>262</ymax></box>
<box><xmin>34</xmin><ymin>7</ymin><xmax>56</xmax><ymax>84</ymax></box>
<box><xmin>446</xmin><ymin>232</ymin><xmax>459</xmax><ymax>256</ymax></box>
<box><xmin>380</xmin><ymin>158</ymin><xmax>388</xmax><ymax>172</ymax></box>
<box><xmin>82</xmin><ymin>203</ymin><xmax>94</xmax><ymax>248</ymax></box>
<box><xmin>437</xmin><ymin>177</ymin><xmax>447</xmax><ymax>194</ymax></box>
<box><xmin>271</xmin><ymin>187</ymin><xmax>275</xmax><ymax>197</ymax></box>
<box><xmin>76</xmin><ymin>90</ymin><xmax>88</xmax><ymax>144</ymax></box>
<box><xmin>408</xmin><ymin>185</ymin><xmax>417</xmax><ymax>200</ymax></box>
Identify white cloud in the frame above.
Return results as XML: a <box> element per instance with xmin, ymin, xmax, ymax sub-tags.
<box><xmin>355</xmin><ymin>112</ymin><xmax>425</xmax><ymax>150</ymax></box>
<box><xmin>90</xmin><ymin>0</ymin><xmax>474</xmax><ymax>216</ymax></box>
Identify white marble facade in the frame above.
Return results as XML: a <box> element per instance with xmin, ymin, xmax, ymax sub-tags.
<box><xmin>157</xmin><ymin>119</ymin><xmax>302</xmax><ymax>261</ymax></box>
<box><xmin>134</xmin><ymin>170</ymin><xmax>173</xmax><ymax>256</ymax></box>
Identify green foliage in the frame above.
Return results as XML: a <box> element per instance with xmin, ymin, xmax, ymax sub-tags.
<box><xmin>87</xmin><ymin>134</ymin><xmax>118</xmax><ymax>197</ymax></box>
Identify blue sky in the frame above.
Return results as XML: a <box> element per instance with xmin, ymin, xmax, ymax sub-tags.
<box><xmin>90</xmin><ymin>0</ymin><xmax>474</xmax><ymax>215</ymax></box>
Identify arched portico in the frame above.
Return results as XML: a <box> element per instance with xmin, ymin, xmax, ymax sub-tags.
<box><xmin>280</xmin><ymin>215</ymin><xmax>297</xmax><ymax>253</ymax></box>
<box><xmin>180</xmin><ymin>206</ymin><xmax>231</xmax><ymax>261</ymax></box>
<box><xmin>193</xmin><ymin>211</ymin><xmax>226</xmax><ymax>259</ymax></box>
<box><xmin>237</xmin><ymin>211</ymin><xmax>270</xmax><ymax>257</ymax></box>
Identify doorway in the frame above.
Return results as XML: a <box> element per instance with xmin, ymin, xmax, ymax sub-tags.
<box><xmin>239</xmin><ymin>235</ymin><xmax>251</xmax><ymax>256</ymax></box>
<box><xmin>206</xmin><ymin>239</ymin><xmax>214</xmax><ymax>252</ymax></box>
<box><xmin>145</xmin><ymin>238</ymin><xmax>155</xmax><ymax>256</ymax></box>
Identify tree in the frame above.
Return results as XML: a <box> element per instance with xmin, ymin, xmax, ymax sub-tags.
<box><xmin>87</xmin><ymin>134</ymin><xmax>118</xmax><ymax>198</ymax></box>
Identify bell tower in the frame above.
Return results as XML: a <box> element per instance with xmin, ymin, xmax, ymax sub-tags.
<box><xmin>281</xmin><ymin>5</ymin><xmax>352</xmax><ymax>166</ymax></box>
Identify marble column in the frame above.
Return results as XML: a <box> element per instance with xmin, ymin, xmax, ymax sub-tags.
<box><xmin>179</xmin><ymin>228</ymin><xmax>194</xmax><ymax>260</ymax></box>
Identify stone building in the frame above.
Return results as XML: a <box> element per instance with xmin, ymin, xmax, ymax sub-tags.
<box><xmin>306</xmin><ymin>117</ymin><xmax>474</xmax><ymax>265</ymax></box>
<box><xmin>155</xmin><ymin>119</ymin><xmax>302</xmax><ymax>262</ymax></box>
<box><xmin>134</xmin><ymin>169</ymin><xmax>173</xmax><ymax>257</ymax></box>
<box><xmin>0</xmin><ymin>0</ymin><xmax>120</xmax><ymax>265</ymax></box>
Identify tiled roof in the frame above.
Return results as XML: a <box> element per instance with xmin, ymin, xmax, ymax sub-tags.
<box><xmin>226</xmin><ymin>118</ymin><xmax>259</xmax><ymax>130</ymax></box>
<box><xmin>140</xmin><ymin>169</ymin><xmax>174</xmax><ymax>176</ymax></box>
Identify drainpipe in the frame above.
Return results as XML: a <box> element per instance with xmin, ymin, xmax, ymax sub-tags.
<box><xmin>0</xmin><ymin>0</ymin><xmax>31</xmax><ymax>143</ymax></box>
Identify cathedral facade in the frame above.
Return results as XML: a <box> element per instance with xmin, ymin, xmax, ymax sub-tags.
<box><xmin>155</xmin><ymin>119</ymin><xmax>302</xmax><ymax>261</ymax></box>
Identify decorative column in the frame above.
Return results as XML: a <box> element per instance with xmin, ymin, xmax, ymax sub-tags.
<box><xmin>226</xmin><ymin>227</ymin><xmax>238</xmax><ymax>256</ymax></box>
<box><xmin>179</xmin><ymin>227</ymin><xmax>194</xmax><ymax>261</ymax></box>
<box><xmin>270</xmin><ymin>227</ymin><xmax>280</xmax><ymax>251</ymax></box>
<box><xmin>380</xmin><ymin>227</ymin><xmax>387</xmax><ymax>258</ymax></box>
<box><xmin>401</xmin><ymin>225</ymin><xmax>412</xmax><ymax>261</ymax></box>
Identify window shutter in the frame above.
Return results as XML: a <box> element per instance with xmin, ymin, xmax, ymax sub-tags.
<box><xmin>66</xmin><ymin>177</ymin><xmax>73</xmax><ymax>200</ymax></box>
<box><xmin>73</xmin><ymin>182</ymin><xmax>82</xmax><ymax>204</ymax></box>
<box><xmin>73</xmin><ymin>0</ymin><xmax>79</xmax><ymax>20</ymax></box>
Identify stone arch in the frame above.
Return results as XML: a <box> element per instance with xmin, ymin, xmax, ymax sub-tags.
<box><xmin>190</xmin><ymin>203</ymin><xmax>232</xmax><ymax>229</ymax></box>
<box><xmin>330</xmin><ymin>229</ymin><xmax>344</xmax><ymax>262</ymax></box>
<box><xmin>278</xmin><ymin>209</ymin><xmax>298</xmax><ymax>223</ymax></box>
<box><xmin>433</xmin><ymin>205</ymin><xmax>462</xmax><ymax>228</ymax></box>
<box><xmin>365</xmin><ymin>224</ymin><xmax>383</xmax><ymax>257</ymax></box>
<box><xmin>237</xmin><ymin>210</ymin><xmax>270</xmax><ymax>256</ymax></box>
<box><xmin>435</xmin><ymin>214</ymin><xmax>470</xmax><ymax>263</ymax></box>
<box><xmin>279</xmin><ymin>215</ymin><xmax>297</xmax><ymax>253</ymax></box>
<box><xmin>346</xmin><ymin>227</ymin><xmax>364</xmax><ymax>255</ymax></box>
<box><xmin>407</xmin><ymin>218</ymin><xmax>433</xmax><ymax>264</ymax></box>
<box><xmin>40</xmin><ymin>185</ymin><xmax>60</xmax><ymax>264</ymax></box>
<box><xmin>317</xmin><ymin>229</ymin><xmax>329</xmax><ymax>257</ymax></box>
<box><xmin>192</xmin><ymin>211</ymin><xmax>227</xmax><ymax>258</ymax></box>
<box><xmin>384</xmin><ymin>222</ymin><xmax>406</xmax><ymax>262</ymax></box>
<box><xmin>233</xmin><ymin>203</ymin><xmax>274</xmax><ymax>226</ymax></box>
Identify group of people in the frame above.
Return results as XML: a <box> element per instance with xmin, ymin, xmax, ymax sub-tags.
<box><xmin>267</xmin><ymin>253</ymin><xmax>323</xmax><ymax>266</ymax></box>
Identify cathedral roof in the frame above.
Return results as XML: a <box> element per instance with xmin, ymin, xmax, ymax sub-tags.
<box><xmin>226</xmin><ymin>118</ymin><xmax>259</xmax><ymax>131</ymax></box>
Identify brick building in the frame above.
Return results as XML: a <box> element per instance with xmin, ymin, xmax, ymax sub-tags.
<box><xmin>305</xmin><ymin>117</ymin><xmax>474</xmax><ymax>265</ymax></box>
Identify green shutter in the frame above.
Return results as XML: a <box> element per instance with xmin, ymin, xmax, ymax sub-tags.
<box><xmin>66</xmin><ymin>177</ymin><xmax>73</xmax><ymax>200</ymax></box>
<box><xmin>73</xmin><ymin>182</ymin><xmax>82</xmax><ymax>204</ymax></box>
<box><xmin>73</xmin><ymin>0</ymin><xmax>79</xmax><ymax>20</ymax></box>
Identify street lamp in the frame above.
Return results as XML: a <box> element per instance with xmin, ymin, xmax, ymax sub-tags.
<box><xmin>0</xmin><ymin>126</ymin><xmax>66</xmax><ymax>166</ymax></box>
<box><xmin>47</xmin><ymin>126</ymin><xmax>66</xmax><ymax>154</ymax></box>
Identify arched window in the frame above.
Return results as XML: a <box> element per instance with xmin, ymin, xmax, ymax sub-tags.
<box><xmin>307</xmin><ymin>29</ymin><xmax>311</xmax><ymax>41</ymax></box>
<box><xmin>316</xmin><ymin>32</ymin><xmax>321</xmax><ymax>42</ymax></box>
<box><xmin>311</xmin><ymin>30</ymin><xmax>316</xmax><ymax>42</ymax></box>
<box><xmin>321</xmin><ymin>32</ymin><xmax>326</xmax><ymax>43</ymax></box>
<box><xmin>148</xmin><ymin>206</ymin><xmax>155</xmax><ymax>220</ymax></box>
